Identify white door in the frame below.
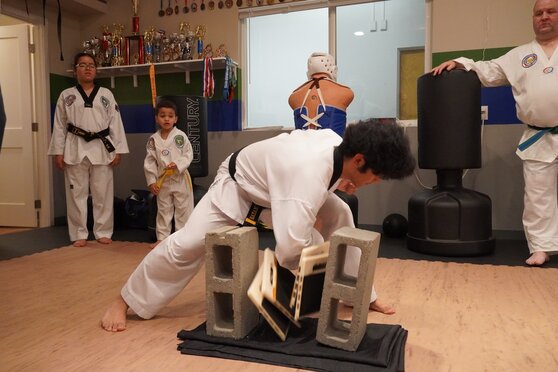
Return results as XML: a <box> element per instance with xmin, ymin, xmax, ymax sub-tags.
<box><xmin>0</xmin><ymin>24</ymin><xmax>37</xmax><ymax>227</ymax></box>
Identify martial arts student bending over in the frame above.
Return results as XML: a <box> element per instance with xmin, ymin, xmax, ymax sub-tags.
<box><xmin>102</xmin><ymin>119</ymin><xmax>416</xmax><ymax>332</ymax></box>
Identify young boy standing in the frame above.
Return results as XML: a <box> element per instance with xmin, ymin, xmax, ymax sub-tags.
<box><xmin>144</xmin><ymin>100</ymin><xmax>194</xmax><ymax>249</ymax></box>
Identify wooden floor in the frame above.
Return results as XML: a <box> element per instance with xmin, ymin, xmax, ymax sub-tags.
<box><xmin>1</xmin><ymin>240</ymin><xmax>557</xmax><ymax>371</ymax></box>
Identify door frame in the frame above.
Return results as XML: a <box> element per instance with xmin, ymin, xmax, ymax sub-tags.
<box><xmin>0</xmin><ymin>10</ymin><xmax>54</xmax><ymax>227</ymax></box>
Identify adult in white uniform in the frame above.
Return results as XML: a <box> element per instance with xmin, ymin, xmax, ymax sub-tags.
<box><xmin>48</xmin><ymin>53</ymin><xmax>129</xmax><ymax>247</ymax></box>
<box><xmin>101</xmin><ymin>119</ymin><xmax>415</xmax><ymax>332</ymax></box>
<box><xmin>432</xmin><ymin>0</ymin><xmax>558</xmax><ymax>266</ymax></box>
<box><xmin>144</xmin><ymin>100</ymin><xmax>194</xmax><ymax>248</ymax></box>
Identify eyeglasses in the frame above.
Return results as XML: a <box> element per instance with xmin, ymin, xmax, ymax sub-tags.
<box><xmin>75</xmin><ymin>63</ymin><xmax>97</xmax><ymax>69</ymax></box>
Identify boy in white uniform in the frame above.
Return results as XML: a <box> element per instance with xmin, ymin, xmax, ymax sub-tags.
<box><xmin>432</xmin><ymin>0</ymin><xmax>558</xmax><ymax>266</ymax></box>
<box><xmin>48</xmin><ymin>53</ymin><xmax>129</xmax><ymax>247</ymax></box>
<box><xmin>101</xmin><ymin>119</ymin><xmax>416</xmax><ymax>332</ymax></box>
<box><xmin>144</xmin><ymin>100</ymin><xmax>194</xmax><ymax>249</ymax></box>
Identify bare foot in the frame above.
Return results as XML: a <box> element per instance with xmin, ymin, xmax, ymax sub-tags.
<box><xmin>97</xmin><ymin>237</ymin><xmax>113</xmax><ymax>244</ymax></box>
<box><xmin>101</xmin><ymin>295</ymin><xmax>129</xmax><ymax>332</ymax></box>
<box><xmin>526</xmin><ymin>251</ymin><xmax>550</xmax><ymax>266</ymax></box>
<box><xmin>369</xmin><ymin>299</ymin><xmax>396</xmax><ymax>315</ymax></box>
<box><xmin>150</xmin><ymin>240</ymin><xmax>161</xmax><ymax>249</ymax></box>
<box><xmin>73</xmin><ymin>239</ymin><xmax>87</xmax><ymax>247</ymax></box>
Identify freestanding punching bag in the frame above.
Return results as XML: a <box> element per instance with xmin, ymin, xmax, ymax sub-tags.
<box><xmin>407</xmin><ymin>70</ymin><xmax>495</xmax><ymax>256</ymax></box>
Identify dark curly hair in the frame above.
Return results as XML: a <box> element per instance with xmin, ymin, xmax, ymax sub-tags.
<box><xmin>337</xmin><ymin>119</ymin><xmax>415</xmax><ymax>180</ymax></box>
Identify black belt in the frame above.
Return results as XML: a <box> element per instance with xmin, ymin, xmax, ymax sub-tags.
<box><xmin>228</xmin><ymin>148</ymin><xmax>269</xmax><ymax>230</ymax></box>
<box><xmin>227</xmin><ymin>145</ymin><xmax>342</xmax><ymax>230</ymax></box>
<box><xmin>67</xmin><ymin>123</ymin><xmax>115</xmax><ymax>153</ymax></box>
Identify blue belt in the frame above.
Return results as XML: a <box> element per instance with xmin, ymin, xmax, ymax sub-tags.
<box><xmin>517</xmin><ymin>125</ymin><xmax>558</xmax><ymax>152</ymax></box>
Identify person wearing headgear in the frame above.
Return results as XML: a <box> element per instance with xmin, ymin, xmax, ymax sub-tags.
<box><xmin>288</xmin><ymin>52</ymin><xmax>354</xmax><ymax>136</ymax></box>
<box><xmin>289</xmin><ymin>52</ymin><xmax>393</xmax><ymax>313</ymax></box>
<box><xmin>432</xmin><ymin>0</ymin><xmax>558</xmax><ymax>266</ymax></box>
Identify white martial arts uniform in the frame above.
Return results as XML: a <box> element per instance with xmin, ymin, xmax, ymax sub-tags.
<box><xmin>144</xmin><ymin>127</ymin><xmax>194</xmax><ymax>240</ymax></box>
<box><xmin>455</xmin><ymin>40</ymin><xmax>558</xmax><ymax>254</ymax></box>
<box><xmin>48</xmin><ymin>85</ymin><xmax>129</xmax><ymax>241</ymax></box>
<box><xmin>122</xmin><ymin>129</ymin><xmax>377</xmax><ymax>319</ymax></box>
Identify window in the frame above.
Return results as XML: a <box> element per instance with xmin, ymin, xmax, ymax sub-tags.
<box><xmin>241</xmin><ymin>0</ymin><xmax>429</xmax><ymax>129</ymax></box>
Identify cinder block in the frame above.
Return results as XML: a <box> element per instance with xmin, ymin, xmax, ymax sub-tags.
<box><xmin>205</xmin><ymin>226</ymin><xmax>259</xmax><ymax>339</ymax></box>
<box><xmin>316</xmin><ymin>227</ymin><xmax>380</xmax><ymax>351</ymax></box>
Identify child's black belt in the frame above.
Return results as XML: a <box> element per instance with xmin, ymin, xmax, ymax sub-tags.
<box><xmin>67</xmin><ymin>123</ymin><xmax>115</xmax><ymax>153</ymax></box>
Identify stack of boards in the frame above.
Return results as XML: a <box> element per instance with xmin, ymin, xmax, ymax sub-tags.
<box><xmin>247</xmin><ymin>244</ymin><xmax>329</xmax><ymax>341</ymax></box>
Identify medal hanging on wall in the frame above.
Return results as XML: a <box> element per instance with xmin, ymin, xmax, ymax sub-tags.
<box><xmin>225</xmin><ymin>0</ymin><xmax>233</xmax><ymax>8</ymax></box>
<box><xmin>208</xmin><ymin>0</ymin><xmax>215</xmax><ymax>10</ymax></box>
<box><xmin>191</xmin><ymin>0</ymin><xmax>197</xmax><ymax>12</ymax></box>
<box><xmin>236</xmin><ymin>0</ymin><xmax>242</xmax><ymax>7</ymax></box>
<box><xmin>200</xmin><ymin>0</ymin><xmax>206</xmax><ymax>11</ymax></box>
<box><xmin>183</xmin><ymin>0</ymin><xmax>189</xmax><ymax>13</ymax></box>
<box><xmin>218</xmin><ymin>0</ymin><xmax>224</xmax><ymax>9</ymax></box>
<box><xmin>175</xmin><ymin>0</ymin><xmax>179</xmax><ymax>14</ymax></box>
<box><xmin>166</xmin><ymin>0</ymin><xmax>173</xmax><ymax>15</ymax></box>
<box><xmin>159</xmin><ymin>0</ymin><xmax>165</xmax><ymax>16</ymax></box>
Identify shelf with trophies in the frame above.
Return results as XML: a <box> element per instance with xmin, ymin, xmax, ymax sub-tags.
<box><xmin>70</xmin><ymin>3</ymin><xmax>237</xmax><ymax>89</ymax></box>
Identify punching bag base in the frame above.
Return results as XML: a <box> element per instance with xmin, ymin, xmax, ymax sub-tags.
<box><xmin>407</xmin><ymin>235</ymin><xmax>495</xmax><ymax>257</ymax></box>
<box><xmin>407</xmin><ymin>186</ymin><xmax>495</xmax><ymax>257</ymax></box>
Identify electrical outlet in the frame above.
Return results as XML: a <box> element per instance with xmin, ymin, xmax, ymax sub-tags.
<box><xmin>481</xmin><ymin>105</ymin><xmax>488</xmax><ymax>120</ymax></box>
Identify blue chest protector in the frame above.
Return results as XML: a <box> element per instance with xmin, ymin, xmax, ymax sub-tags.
<box><xmin>292</xmin><ymin>78</ymin><xmax>347</xmax><ymax>137</ymax></box>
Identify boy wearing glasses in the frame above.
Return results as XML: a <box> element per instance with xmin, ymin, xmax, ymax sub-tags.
<box><xmin>48</xmin><ymin>52</ymin><xmax>129</xmax><ymax>247</ymax></box>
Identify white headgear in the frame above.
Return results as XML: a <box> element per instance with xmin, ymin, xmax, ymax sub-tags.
<box><xmin>306</xmin><ymin>52</ymin><xmax>337</xmax><ymax>81</ymax></box>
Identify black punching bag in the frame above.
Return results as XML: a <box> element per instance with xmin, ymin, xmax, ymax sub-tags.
<box><xmin>407</xmin><ymin>70</ymin><xmax>494</xmax><ymax>257</ymax></box>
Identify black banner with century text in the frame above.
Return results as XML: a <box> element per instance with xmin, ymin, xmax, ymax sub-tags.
<box><xmin>158</xmin><ymin>95</ymin><xmax>209</xmax><ymax>178</ymax></box>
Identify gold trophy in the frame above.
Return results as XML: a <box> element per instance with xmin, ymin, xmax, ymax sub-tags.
<box><xmin>111</xmin><ymin>23</ymin><xmax>125</xmax><ymax>66</ymax></box>
<box><xmin>195</xmin><ymin>25</ymin><xmax>206</xmax><ymax>59</ymax></box>
<box><xmin>144</xmin><ymin>27</ymin><xmax>155</xmax><ymax>63</ymax></box>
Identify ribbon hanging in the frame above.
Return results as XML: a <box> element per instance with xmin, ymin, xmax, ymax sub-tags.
<box><xmin>149</xmin><ymin>64</ymin><xmax>157</xmax><ymax>108</ymax></box>
<box><xmin>203</xmin><ymin>57</ymin><xmax>214</xmax><ymax>98</ymax></box>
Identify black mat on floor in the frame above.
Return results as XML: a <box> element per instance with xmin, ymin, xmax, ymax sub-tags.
<box><xmin>177</xmin><ymin>318</ymin><xmax>407</xmax><ymax>372</ymax></box>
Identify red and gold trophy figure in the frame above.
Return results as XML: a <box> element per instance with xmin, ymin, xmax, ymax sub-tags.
<box><xmin>132</xmin><ymin>0</ymin><xmax>140</xmax><ymax>35</ymax></box>
<box><xmin>126</xmin><ymin>0</ymin><xmax>144</xmax><ymax>64</ymax></box>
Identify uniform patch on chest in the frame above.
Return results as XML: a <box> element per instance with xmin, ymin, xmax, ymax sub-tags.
<box><xmin>65</xmin><ymin>95</ymin><xmax>76</xmax><ymax>106</ymax></box>
<box><xmin>161</xmin><ymin>149</ymin><xmax>170</xmax><ymax>156</ymax></box>
<box><xmin>101</xmin><ymin>96</ymin><xmax>110</xmax><ymax>108</ymax></box>
<box><xmin>147</xmin><ymin>137</ymin><xmax>155</xmax><ymax>150</ymax></box>
<box><xmin>174</xmin><ymin>135</ymin><xmax>185</xmax><ymax>148</ymax></box>
<box><xmin>522</xmin><ymin>53</ymin><xmax>537</xmax><ymax>68</ymax></box>
<box><xmin>543</xmin><ymin>66</ymin><xmax>554</xmax><ymax>74</ymax></box>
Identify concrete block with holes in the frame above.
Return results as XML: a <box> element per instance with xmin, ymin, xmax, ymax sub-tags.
<box><xmin>316</xmin><ymin>226</ymin><xmax>380</xmax><ymax>351</ymax></box>
<box><xmin>205</xmin><ymin>225</ymin><xmax>259</xmax><ymax>339</ymax></box>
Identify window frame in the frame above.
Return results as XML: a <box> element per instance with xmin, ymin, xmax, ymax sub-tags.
<box><xmin>239</xmin><ymin>0</ymin><xmax>433</xmax><ymax>129</ymax></box>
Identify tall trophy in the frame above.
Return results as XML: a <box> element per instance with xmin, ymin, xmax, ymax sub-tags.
<box><xmin>132</xmin><ymin>0</ymin><xmax>140</xmax><ymax>35</ymax></box>
<box><xmin>195</xmin><ymin>25</ymin><xmax>206</xmax><ymax>59</ymax></box>
<box><xmin>144</xmin><ymin>27</ymin><xmax>155</xmax><ymax>63</ymax></box>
